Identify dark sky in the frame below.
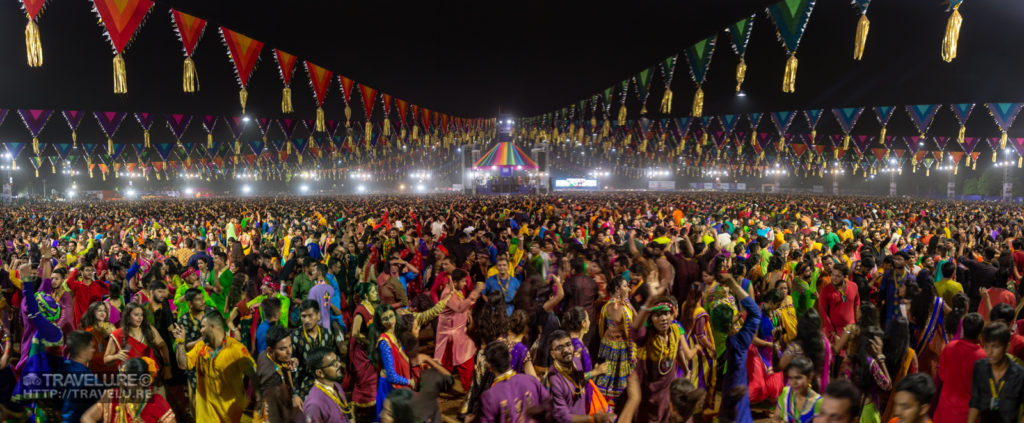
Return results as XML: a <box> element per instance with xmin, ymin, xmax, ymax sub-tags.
<box><xmin>0</xmin><ymin>1</ymin><xmax>1023</xmax><ymax>150</ymax></box>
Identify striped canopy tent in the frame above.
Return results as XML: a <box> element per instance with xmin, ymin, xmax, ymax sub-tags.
<box><xmin>472</xmin><ymin>141</ymin><xmax>538</xmax><ymax>170</ymax></box>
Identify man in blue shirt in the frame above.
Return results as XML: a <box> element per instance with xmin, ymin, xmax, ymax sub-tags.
<box><xmin>484</xmin><ymin>256</ymin><xmax>520</xmax><ymax>316</ymax></box>
<box><xmin>717</xmin><ymin>272</ymin><xmax>761</xmax><ymax>423</ymax></box>
<box><xmin>62</xmin><ymin>330</ymin><xmax>101</xmax><ymax>423</ymax></box>
<box><xmin>255</xmin><ymin>297</ymin><xmax>282</xmax><ymax>354</ymax></box>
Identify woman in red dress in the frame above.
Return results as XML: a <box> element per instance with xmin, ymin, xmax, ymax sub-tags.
<box><xmin>103</xmin><ymin>302</ymin><xmax>169</xmax><ymax>373</ymax></box>
<box><xmin>347</xmin><ymin>282</ymin><xmax>380</xmax><ymax>422</ymax></box>
<box><xmin>78</xmin><ymin>301</ymin><xmax>117</xmax><ymax>374</ymax></box>
<box><xmin>80</xmin><ymin>357</ymin><xmax>176</xmax><ymax>423</ymax></box>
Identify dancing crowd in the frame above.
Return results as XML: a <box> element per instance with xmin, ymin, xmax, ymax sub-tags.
<box><xmin>0</xmin><ymin>193</ymin><xmax>1023</xmax><ymax>423</ymax></box>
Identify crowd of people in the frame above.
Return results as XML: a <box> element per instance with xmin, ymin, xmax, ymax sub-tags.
<box><xmin>0</xmin><ymin>193</ymin><xmax>1022</xmax><ymax>423</ymax></box>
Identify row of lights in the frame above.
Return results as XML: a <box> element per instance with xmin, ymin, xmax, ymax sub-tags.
<box><xmin>646</xmin><ymin>169</ymin><xmax>671</xmax><ymax>177</ymax></box>
<box><xmin>349</xmin><ymin>171</ymin><xmax>371</xmax><ymax>181</ymax></box>
<box><xmin>409</xmin><ymin>170</ymin><xmax>432</xmax><ymax>180</ymax></box>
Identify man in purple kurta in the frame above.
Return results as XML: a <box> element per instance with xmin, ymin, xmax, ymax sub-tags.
<box><xmin>479</xmin><ymin>341</ymin><xmax>550</xmax><ymax>423</ymax></box>
<box><xmin>544</xmin><ymin>330</ymin><xmax>615</xmax><ymax>423</ymax></box>
<box><xmin>303</xmin><ymin>349</ymin><xmax>352</xmax><ymax>423</ymax></box>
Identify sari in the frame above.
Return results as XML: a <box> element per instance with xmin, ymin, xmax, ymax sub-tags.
<box><xmin>100</xmin><ymin>390</ymin><xmax>175</xmax><ymax>423</ymax></box>
<box><xmin>685</xmin><ymin>304</ymin><xmax>715</xmax><ymax>406</ymax></box>
<box><xmin>880</xmin><ymin>349</ymin><xmax>919</xmax><ymax>423</ymax></box>
<box><xmin>375</xmin><ymin>332</ymin><xmax>412</xmax><ymax>418</ymax></box>
<box><xmin>912</xmin><ymin>296</ymin><xmax>946</xmax><ymax>379</ymax></box>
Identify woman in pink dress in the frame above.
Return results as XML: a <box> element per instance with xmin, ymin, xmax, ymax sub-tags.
<box><xmin>434</xmin><ymin>269</ymin><xmax>484</xmax><ymax>390</ymax></box>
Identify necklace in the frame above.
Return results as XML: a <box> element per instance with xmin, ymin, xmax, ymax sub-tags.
<box><xmin>315</xmin><ymin>381</ymin><xmax>354</xmax><ymax>419</ymax></box>
<box><xmin>786</xmin><ymin>388</ymin><xmax>810</xmax><ymax>423</ymax></box>
<box><xmin>304</xmin><ymin>325</ymin><xmax>321</xmax><ymax>344</ymax></box>
<box><xmin>552</xmin><ymin>362</ymin><xmax>584</xmax><ymax>396</ymax></box>
<box><xmin>491</xmin><ymin>370</ymin><xmax>516</xmax><ymax>387</ymax></box>
<box><xmin>496</xmin><ymin>274</ymin><xmax>511</xmax><ymax>296</ymax></box>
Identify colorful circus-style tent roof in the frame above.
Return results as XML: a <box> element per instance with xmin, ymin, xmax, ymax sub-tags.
<box><xmin>473</xmin><ymin>141</ymin><xmax>538</xmax><ymax>169</ymax></box>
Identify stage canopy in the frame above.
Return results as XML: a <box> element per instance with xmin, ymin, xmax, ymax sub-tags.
<box><xmin>473</xmin><ymin>142</ymin><xmax>538</xmax><ymax>170</ymax></box>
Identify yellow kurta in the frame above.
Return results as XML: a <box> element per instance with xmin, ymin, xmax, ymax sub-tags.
<box><xmin>186</xmin><ymin>337</ymin><xmax>255</xmax><ymax>422</ymax></box>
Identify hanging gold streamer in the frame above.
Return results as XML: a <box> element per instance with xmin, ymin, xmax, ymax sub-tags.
<box><xmin>281</xmin><ymin>87</ymin><xmax>293</xmax><ymax>113</ymax></box>
<box><xmin>286</xmin><ymin>140</ymin><xmax>292</xmax><ymax>154</ymax></box>
<box><xmin>108</xmin><ymin>138</ymin><xmax>113</xmax><ymax>154</ymax></box>
<box><xmin>50</xmin><ymin>162</ymin><xmax>55</xmax><ymax>173</ymax></box>
<box><xmin>617</xmin><ymin>105</ymin><xmax>627</xmax><ymax>126</ymax></box>
<box><xmin>782</xmin><ymin>54</ymin><xmax>798</xmax><ymax>93</ymax></box>
<box><xmin>412</xmin><ymin>125</ymin><xmax>419</xmax><ymax>139</ymax></box>
<box><xmin>239</xmin><ymin>87</ymin><xmax>248</xmax><ymax>114</ymax></box>
<box><xmin>926</xmin><ymin>168</ymin><xmax>930</xmax><ymax>177</ymax></box>
<box><xmin>25</xmin><ymin>20</ymin><xmax>42</xmax><ymax>67</ymax></box>
<box><xmin>1000</xmin><ymin>131</ymin><xmax>1008</xmax><ymax>149</ymax></box>
<box><xmin>1019</xmin><ymin>156</ymin><xmax>1022</xmax><ymax>168</ymax></box>
<box><xmin>659</xmin><ymin>89</ymin><xmax>673</xmax><ymax>114</ymax></box>
<box><xmin>32</xmin><ymin>138</ymin><xmax>38</xmax><ymax>155</ymax></box>
<box><xmin>315</xmin><ymin>107</ymin><xmax>326</xmax><ymax>132</ymax></box>
<box><xmin>972</xmin><ymin>160</ymin><xmax>976</xmax><ymax>170</ymax></box>
<box><xmin>602</xmin><ymin>120</ymin><xmax>610</xmax><ymax>138</ymax></box>
<box><xmin>993</xmin><ymin>151</ymin><xmax>998</xmax><ymax>162</ymax></box>
<box><xmin>35</xmin><ymin>168</ymin><xmax>38</xmax><ymax>177</ymax></box>
<box><xmin>235</xmin><ymin>140</ymin><xmax>240</xmax><ymax>155</ymax></box>
<box><xmin>853</xmin><ymin>13</ymin><xmax>870</xmax><ymax>61</ymax></box>
<box><xmin>183</xmin><ymin>57</ymin><xmax>198</xmax><ymax>93</ymax></box>
<box><xmin>101</xmin><ymin>170</ymin><xmax>105</xmax><ymax>181</ymax></box>
<box><xmin>957</xmin><ymin>125</ymin><xmax>966</xmax><ymax>144</ymax></box>
<box><xmin>207</xmin><ymin>133</ymin><xmax>212</xmax><ymax>149</ymax></box>
<box><xmin>364</xmin><ymin>121</ymin><xmax>372</xmax><ymax>140</ymax></box>
<box><xmin>344</xmin><ymin>105</ymin><xmax>352</xmax><ymax>126</ymax></box>
<box><xmin>843</xmin><ymin>134</ymin><xmax>850</xmax><ymax>149</ymax></box>
<box><xmin>113</xmin><ymin>53</ymin><xmax>127</xmax><ymax>94</ymax></box>
<box><xmin>701</xmin><ymin>132</ymin><xmax>708</xmax><ymax>146</ymax></box>
<box><xmin>691</xmin><ymin>87</ymin><xmax>704</xmax><ymax>117</ymax></box>
<box><xmin>735</xmin><ymin>58</ymin><xmax>747</xmax><ymax>92</ymax></box>
<box><xmin>941</xmin><ymin>5</ymin><xmax>963</xmax><ymax>63</ymax></box>
<box><xmin>879</xmin><ymin>126</ymin><xmax>887</xmax><ymax>142</ymax></box>
<box><xmin>954</xmin><ymin>165</ymin><xmax>958</xmax><ymax>175</ymax></box>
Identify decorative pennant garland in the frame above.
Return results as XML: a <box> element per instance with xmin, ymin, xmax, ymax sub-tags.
<box><xmin>804</xmin><ymin>109</ymin><xmax>823</xmax><ymax>141</ymax></box>
<box><xmin>961</xmin><ymin>136</ymin><xmax>981</xmax><ymax>168</ymax></box>
<box><xmin>832</xmin><ymin>107</ymin><xmax>864</xmax><ymax>149</ymax></box>
<box><xmin>275</xmin><ymin>50</ymin><xmax>297</xmax><ymax>113</ymax></box>
<box><xmin>684</xmin><ymin>34</ymin><xmax>716</xmax><ymax>117</ymax></box>
<box><xmin>256</xmin><ymin>117</ymin><xmax>273</xmax><ymax>142</ymax></box>
<box><xmin>659</xmin><ymin>55</ymin><xmax>678</xmax><ymax>114</ymax></box>
<box><xmin>359</xmin><ymin>84</ymin><xmax>378</xmax><ymax>141</ymax></box>
<box><xmin>1013</xmin><ymin>137</ymin><xmax>1024</xmax><ymax>168</ymax></box>
<box><xmin>170</xmin><ymin>9</ymin><xmax>206</xmax><ymax>93</ymax></box>
<box><xmin>304</xmin><ymin>61</ymin><xmax>333</xmax><ymax>132</ymax></box>
<box><xmin>278</xmin><ymin>118</ymin><xmax>300</xmax><ymax>148</ymax></box>
<box><xmin>220</xmin><ymin>27</ymin><xmax>264</xmax><ymax>114</ymax></box>
<box><xmin>853</xmin><ymin>0</ymin><xmax>872</xmax><ymax>60</ymax></box>
<box><xmin>165</xmin><ymin>114</ymin><xmax>193</xmax><ymax>145</ymax></box>
<box><xmin>62</xmin><ymin>110</ymin><xmax>86</xmax><ymax>149</ymax></box>
<box><xmin>942</xmin><ymin>0</ymin><xmax>964</xmax><ymax>62</ymax></box>
<box><xmin>91</xmin><ymin>0</ymin><xmax>154</xmax><ymax>93</ymax></box>
<box><xmin>194</xmin><ymin>115</ymin><xmax>215</xmax><ymax>150</ymax></box>
<box><xmin>985</xmin><ymin>103</ymin><xmax>1024</xmax><ymax>149</ymax></box>
<box><xmin>949</xmin><ymin>103</ymin><xmax>975</xmax><ymax>144</ymax></box>
<box><xmin>21</xmin><ymin>0</ymin><xmax>48</xmax><ymax>67</ymax></box>
<box><xmin>766</xmin><ymin>0</ymin><xmax>817</xmax><ymax>93</ymax></box>
<box><xmin>770</xmin><ymin>111</ymin><xmax>797</xmax><ymax>150</ymax></box>
<box><xmin>224</xmin><ymin>116</ymin><xmax>244</xmax><ymax>157</ymax></box>
<box><xmin>338</xmin><ymin>76</ymin><xmax>357</xmax><ymax>126</ymax></box>
<box><xmin>18</xmin><ymin>109</ymin><xmax>52</xmax><ymax>155</ymax></box>
<box><xmin>617</xmin><ymin>78</ymin><xmax>630</xmax><ymax>126</ymax></box>
<box><xmin>6</xmin><ymin>142</ymin><xmax>28</xmax><ymax>161</ymax></box>
<box><xmin>986</xmin><ymin>137</ymin><xmax>1003</xmax><ymax>162</ymax></box>
<box><xmin>726</xmin><ymin>15</ymin><xmax>755</xmax><ymax>92</ymax></box>
<box><xmin>905</xmin><ymin>104</ymin><xmax>941</xmax><ymax>142</ymax></box>
<box><xmin>134</xmin><ymin>112</ymin><xmax>155</xmax><ymax>149</ymax></box>
<box><xmin>873</xmin><ymin>106</ymin><xmax>895</xmax><ymax>141</ymax></box>
<box><xmin>381</xmin><ymin>93</ymin><xmax>394</xmax><ymax>136</ymax></box>
<box><xmin>631</xmin><ymin>66</ymin><xmax>653</xmax><ymax>115</ymax></box>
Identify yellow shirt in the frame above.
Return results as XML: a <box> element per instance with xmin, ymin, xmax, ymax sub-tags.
<box><xmin>934</xmin><ymin>279</ymin><xmax>964</xmax><ymax>304</ymax></box>
<box><xmin>186</xmin><ymin>337</ymin><xmax>255</xmax><ymax>422</ymax></box>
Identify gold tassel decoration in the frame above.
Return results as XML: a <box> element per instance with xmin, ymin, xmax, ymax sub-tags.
<box><xmin>1018</xmin><ymin>156</ymin><xmax>1022</xmax><ymax>168</ymax></box>
<box><xmin>72</xmin><ymin>131</ymin><xmax>77</xmax><ymax>149</ymax></box>
<box><xmin>782</xmin><ymin>54</ymin><xmax>798</xmax><ymax>93</ymax></box>
<box><xmin>35</xmin><ymin>168</ymin><xmax>38</xmax><ymax>177</ymax></box>
<box><xmin>108</xmin><ymin>138</ymin><xmax>113</xmax><ymax>154</ymax></box>
<box><xmin>853</xmin><ymin>13</ymin><xmax>870</xmax><ymax>60</ymax></box>
<box><xmin>50</xmin><ymin>163</ymin><xmax>55</xmax><ymax>173</ymax></box>
<box><xmin>25</xmin><ymin>19</ymin><xmax>42</xmax><ymax>67</ymax></box>
<box><xmin>602</xmin><ymin>120</ymin><xmax>610</xmax><ymax>138</ymax></box>
<box><xmin>735</xmin><ymin>58</ymin><xmax>747</xmax><ymax>92</ymax></box>
<box><xmin>1000</xmin><ymin>131</ymin><xmax>1008</xmax><ymax>149</ymax></box>
<box><xmin>954</xmin><ymin>165</ymin><xmax>958</xmax><ymax>175</ymax></box>
<box><xmin>155</xmin><ymin>171</ymin><xmax>160</xmax><ymax>180</ymax></box>
<box><xmin>617</xmin><ymin>104</ymin><xmax>627</xmax><ymax>126</ymax></box>
<box><xmin>239</xmin><ymin>87</ymin><xmax>248</xmax><ymax>114</ymax></box>
<box><xmin>383</xmin><ymin>118</ymin><xmax>391</xmax><ymax>136</ymax></box>
<box><xmin>207</xmin><ymin>133</ymin><xmax>212</xmax><ymax>149</ymax></box>
<box><xmin>235</xmin><ymin>140</ymin><xmax>240</xmax><ymax>155</ymax></box>
<box><xmin>810</xmin><ymin>130</ymin><xmax>817</xmax><ymax>142</ymax></box>
<box><xmin>144</xmin><ymin>131</ymin><xmax>150</xmax><ymax>148</ymax></box>
<box><xmin>281</xmin><ymin>87</ymin><xmax>293</xmax><ymax>113</ymax></box>
<box><xmin>113</xmin><ymin>53</ymin><xmax>127</xmax><ymax>94</ymax></box>
<box><xmin>972</xmin><ymin>160</ymin><xmax>976</xmax><ymax>170</ymax></box>
<box><xmin>344</xmin><ymin>105</ymin><xmax>352</xmax><ymax>126</ymax></box>
<box><xmin>286</xmin><ymin>140</ymin><xmax>292</xmax><ymax>154</ymax></box>
<box><xmin>691</xmin><ymin>87</ymin><xmax>704</xmax><ymax>117</ymax></box>
<box><xmin>941</xmin><ymin>5</ymin><xmax>963</xmax><ymax>63</ymax></box>
<box><xmin>32</xmin><ymin>138</ymin><xmax>38</xmax><ymax>155</ymax></box>
<box><xmin>926</xmin><ymin>168</ymin><xmax>930</xmax><ymax>177</ymax></box>
<box><xmin>183</xmin><ymin>57</ymin><xmax>198</xmax><ymax>93</ymax></box>
<box><xmin>412</xmin><ymin>125</ymin><xmax>419</xmax><ymax>139</ymax></box>
<box><xmin>364</xmin><ymin>121</ymin><xmax>372</xmax><ymax>140</ymax></box>
<box><xmin>590</xmin><ymin>116</ymin><xmax>597</xmax><ymax>130</ymax></box>
<box><xmin>102</xmin><ymin>171</ymin><xmax>106</xmax><ymax>181</ymax></box>
<box><xmin>993</xmin><ymin>151</ymin><xmax>998</xmax><ymax>162</ymax></box>
<box><xmin>701</xmin><ymin>132</ymin><xmax>708</xmax><ymax>146</ymax></box>
<box><xmin>315</xmin><ymin>107</ymin><xmax>326</xmax><ymax>132</ymax></box>
<box><xmin>879</xmin><ymin>127</ymin><xmax>887</xmax><ymax>142</ymax></box>
<box><xmin>958</xmin><ymin>125</ymin><xmax>966</xmax><ymax>144</ymax></box>
<box><xmin>843</xmin><ymin>135</ymin><xmax>850</xmax><ymax>149</ymax></box>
